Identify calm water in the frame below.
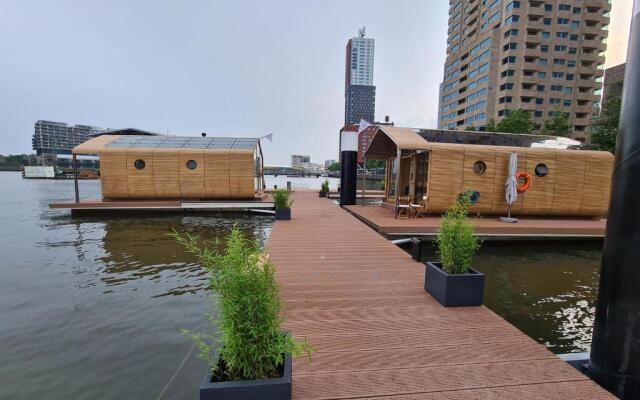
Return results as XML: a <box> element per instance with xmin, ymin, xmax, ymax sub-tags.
<box><xmin>0</xmin><ymin>171</ymin><xmax>276</xmax><ymax>400</ymax></box>
<box><xmin>1</xmin><ymin>171</ymin><xmax>603</xmax><ymax>399</ymax></box>
<box><xmin>417</xmin><ymin>240</ymin><xmax>602</xmax><ymax>354</ymax></box>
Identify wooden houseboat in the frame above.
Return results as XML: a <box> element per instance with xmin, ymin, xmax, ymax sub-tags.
<box><xmin>71</xmin><ymin>135</ymin><xmax>265</xmax><ymax>201</ymax></box>
<box><xmin>364</xmin><ymin>126</ymin><xmax>613</xmax><ymax>217</ymax></box>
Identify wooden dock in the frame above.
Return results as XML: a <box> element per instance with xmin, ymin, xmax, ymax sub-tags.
<box><xmin>266</xmin><ymin>191</ymin><xmax>613</xmax><ymax>399</ymax></box>
<box><xmin>345</xmin><ymin>204</ymin><xmax>606</xmax><ymax>239</ymax></box>
<box><xmin>49</xmin><ymin>198</ymin><xmax>274</xmax><ymax>214</ymax></box>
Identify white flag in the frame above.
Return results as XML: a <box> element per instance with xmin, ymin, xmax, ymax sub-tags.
<box><xmin>262</xmin><ymin>133</ymin><xmax>273</xmax><ymax>142</ymax></box>
<box><xmin>358</xmin><ymin>119</ymin><xmax>371</xmax><ymax>133</ymax></box>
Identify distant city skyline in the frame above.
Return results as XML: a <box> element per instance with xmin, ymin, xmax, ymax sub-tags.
<box><xmin>0</xmin><ymin>0</ymin><xmax>633</xmax><ymax>165</ymax></box>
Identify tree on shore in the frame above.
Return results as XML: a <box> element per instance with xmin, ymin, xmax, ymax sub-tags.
<box><xmin>542</xmin><ymin>107</ymin><xmax>571</xmax><ymax>136</ymax></box>
<box><xmin>493</xmin><ymin>109</ymin><xmax>534</xmax><ymax>134</ymax></box>
<box><xmin>328</xmin><ymin>162</ymin><xmax>341</xmax><ymax>172</ymax></box>
<box><xmin>591</xmin><ymin>95</ymin><xmax>621</xmax><ymax>153</ymax></box>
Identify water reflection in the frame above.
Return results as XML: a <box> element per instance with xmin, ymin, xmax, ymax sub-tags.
<box><xmin>417</xmin><ymin>241</ymin><xmax>602</xmax><ymax>353</ymax></box>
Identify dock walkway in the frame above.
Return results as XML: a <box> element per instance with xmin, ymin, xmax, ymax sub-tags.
<box><xmin>266</xmin><ymin>191</ymin><xmax>613</xmax><ymax>399</ymax></box>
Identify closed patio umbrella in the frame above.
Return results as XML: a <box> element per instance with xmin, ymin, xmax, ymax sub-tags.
<box><xmin>500</xmin><ymin>152</ymin><xmax>519</xmax><ymax>223</ymax></box>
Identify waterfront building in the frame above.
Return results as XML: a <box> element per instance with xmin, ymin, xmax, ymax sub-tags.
<box><xmin>437</xmin><ymin>0</ymin><xmax>611</xmax><ymax>141</ymax></box>
<box><xmin>365</xmin><ymin>125</ymin><xmax>612</xmax><ymax>216</ymax></box>
<box><xmin>32</xmin><ymin>120</ymin><xmax>106</xmax><ymax>164</ymax></box>
<box><xmin>339</xmin><ymin>118</ymin><xmax>394</xmax><ymax>165</ymax></box>
<box><xmin>291</xmin><ymin>154</ymin><xmax>311</xmax><ymax>169</ymax></box>
<box><xmin>72</xmin><ymin>135</ymin><xmax>264</xmax><ymax>200</ymax></box>
<box><xmin>345</xmin><ymin>27</ymin><xmax>376</xmax><ymax>125</ymax></box>
<box><xmin>602</xmin><ymin>62</ymin><xmax>625</xmax><ymax>104</ymax></box>
<box><xmin>324</xmin><ymin>159</ymin><xmax>336</xmax><ymax>168</ymax></box>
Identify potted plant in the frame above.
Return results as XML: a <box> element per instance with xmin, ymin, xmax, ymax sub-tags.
<box><xmin>319</xmin><ymin>180</ymin><xmax>329</xmax><ymax>198</ymax></box>
<box><xmin>272</xmin><ymin>189</ymin><xmax>292</xmax><ymax>220</ymax></box>
<box><xmin>424</xmin><ymin>195</ymin><xmax>484</xmax><ymax>307</ymax></box>
<box><xmin>175</xmin><ymin>227</ymin><xmax>312</xmax><ymax>400</ymax></box>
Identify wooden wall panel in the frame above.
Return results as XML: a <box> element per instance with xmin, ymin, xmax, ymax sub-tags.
<box><xmin>523</xmin><ymin>149</ymin><xmax>558</xmax><ymax>215</ymax></box>
<box><xmin>205</xmin><ymin>150</ymin><xmax>231</xmax><ymax>199</ymax></box>
<box><xmin>228</xmin><ymin>150</ymin><xmax>255</xmax><ymax>199</ymax></box>
<box><xmin>491</xmin><ymin>147</ymin><xmax>527</xmax><ymax>214</ymax></box>
<box><xmin>179</xmin><ymin>150</ymin><xmax>206</xmax><ymax>199</ymax></box>
<box><xmin>580</xmin><ymin>152</ymin><xmax>614</xmax><ymax>216</ymax></box>
<box><xmin>153</xmin><ymin>149</ymin><xmax>181</xmax><ymax>198</ymax></box>
<box><xmin>126</xmin><ymin>149</ymin><xmax>155</xmax><ymax>199</ymax></box>
<box><xmin>462</xmin><ymin>147</ymin><xmax>496</xmax><ymax>213</ymax></box>
<box><xmin>551</xmin><ymin>151</ymin><xmax>586</xmax><ymax>215</ymax></box>
<box><xmin>426</xmin><ymin>145</ymin><xmax>464</xmax><ymax>212</ymax></box>
<box><xmin>100</xmin><ymin>148</ymin><xmax>128</xmax><ymax>199</ymax></box>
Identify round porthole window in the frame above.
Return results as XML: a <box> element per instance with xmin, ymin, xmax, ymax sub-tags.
<box><xmin>535</xmin><ymin>163</ymin><xmax>549</xmax><ymax>177</ymax></box>
<box><xmin>134</xmin><ymin>159</ymin><xmax>145</xmax><ymax>170</ymax></box>
<box><xmin>186</xmin><ymin>160</ymin><xmax>198</xmax><ymax>170</ymax></box>
<box><xmin>473</xmin><ymin>160</ymin><xmax>486</xmax><ymax>175</ymax></box>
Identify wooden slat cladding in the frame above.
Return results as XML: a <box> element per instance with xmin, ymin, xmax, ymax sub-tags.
<box><xmin>228</xmin><ymin>150</ymin><xmax>255</xmax><ymax>199</ymax></box>
<box><xmin>462</xmin><ymin>147</ymin><xmax>496</xmax><ymax>213</ymax></box>
<box><xmin>126</xmin><ymin>149</ymin><xmax>155</xmax><ymax>199</ymax></box>
<box><xmin>552</xmin><ymin>151</ymin><xmax>587</xmax><ymax>215</ymax></box>
<box><xmin>205</xmin><ymin>150</ymin><xmax>231</xmax><ymax>198</ymax></box>
<box><xmin>580</xmin><ymin>152</ymin><xmax>614</xmax><ymax>215</ymax></box>
<box><xmin>523</xmin><ymin>149</ymin><xmax>558</xmax><ymax>215</ymax></box>
<box><xmin>153</xmin><ymin>149</ymin><xmax>181</xmax><ymax>198</ymax></box>
<box><xmin>100</xmin><ymin>148</ymin><xmax>128</xmax><ymax>199</ymax></box>
<box><xmin>179</xmin><ymin>150</ymin><xmax>206</xmax><ymax>199</ymax></box>
<box><xmin>426</xmin><ymin>144</ymin><xmax>464</xmax><ymax>212</ymax></box>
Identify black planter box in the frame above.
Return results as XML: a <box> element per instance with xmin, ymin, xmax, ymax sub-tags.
<box><xmin>424</xmin><ymin>261</ymin><xmax>484</xmax><ymax>307</ymax></box>
<box><xmin>319</xmin><ymin>191</ymin><xmax>327</xmax><ymax>198</ymax></box>
<box><xmin>274</xmin><ymin>208</ymin><xmax>291</xmax><ymax>220</ymax></box>
<box><xmin>200</xmin><ymin>352</ymin><xmax>292</xmax><ymax>400</ymax></box>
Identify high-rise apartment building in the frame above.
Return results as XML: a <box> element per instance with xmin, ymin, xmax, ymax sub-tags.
<box><xmin>602</xmin><ymin>62</ymin><xmax>625</xmax><ymax>104</ymax></box>
<box><xmin>32</xmin><ymin>120</ymin><xmax>106</xmax><ymax>156</ymax></box>
<box><xmin>438</xmin><ymin>0</ymin><xmax>610</xmax><ymax>141</ymax></box>
<box><xmin>345</xmin><ymin>27</ymin><xmax>376</xmax><ymax>125</ymax></box>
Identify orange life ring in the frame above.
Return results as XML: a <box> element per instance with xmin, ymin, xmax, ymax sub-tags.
<box><xmin>516</xmin><ymin>172</ymin><xmax>532</xmax><ymax>193</ymax></box>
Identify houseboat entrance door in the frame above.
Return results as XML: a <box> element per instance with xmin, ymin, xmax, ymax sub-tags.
<box><xmin>413</xmin><ymin>151</ymin><xmax>428</xmax><ymax>201</ymax></box>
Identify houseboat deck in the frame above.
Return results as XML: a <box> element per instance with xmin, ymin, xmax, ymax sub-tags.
<box><xmin>49</xmin><ymin>197</ymin><xmax>273</xmax><ymax>214</ymax></box>
<box><xmin>266</xmin><ymin>191</ymin><xmax>613</xmax><ymax>399</ymax></box>
<box><xmin>344</xmin><ymin>203</ymin><xmax>606</xmax><ymax>239</ymax></box>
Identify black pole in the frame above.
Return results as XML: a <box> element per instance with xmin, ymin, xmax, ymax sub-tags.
<box><xmin>340</xmin><ymin>130</ymin><xmax>357</xmax><ymax>206</ymax></box>
<box><xmin>589</xmin><ymin>3</ymin><xmax>640</xmax><ymax>398</ymax></box>
<box><xmin>73</xmin><ymin>153</ymin><xmax>79</xmax><ymax>204</ymax></box>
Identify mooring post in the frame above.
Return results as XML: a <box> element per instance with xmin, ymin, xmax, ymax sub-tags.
<box><xmin>410</xmin><ymin>238</ymin><xmax>422</xmax><ymax>262</ymax></box>
<box><xmin>287</xmin><ymin>181</ymin><xmax>291</xmax><ymax>191</ymax></box>
<box><xmin>589</xmin><ymin>3</ymin><xmax>640</xmax><ymax>398</ymax></box>
<box><xmin>73</xmin><ymin>153</ymin><xmax>79</xmax><ymax>204</ymax></box>
<box><xmin>340</xmin><ymin>130</ymin><xmax>357</xmax><ymax>206</ymax></box>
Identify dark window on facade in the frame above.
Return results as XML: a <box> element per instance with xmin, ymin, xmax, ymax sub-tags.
<box><xmin>134</xmin><ymin>159</ymin><xmax>145</xmax><ymax>170</ymax></box>
<box><xmin>473</xmin><ymin>161</ymin><xmax>487</xmax><ymax>175</ymax></box>
<box><xmin>535</xmin><ymin>163</ymin><xmax>549</xmax><ymax>177</ymax></box>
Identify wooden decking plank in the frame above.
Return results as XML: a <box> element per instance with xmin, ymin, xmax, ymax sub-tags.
<box><xmin>265</xmin><ymin>191</ymin><xmax>613</xmax><ymax>399</ymax></box>
<box><xmin>344</xmin><ymin>204</ymin><xmax>606</xmax><ymax>237</ymax></box>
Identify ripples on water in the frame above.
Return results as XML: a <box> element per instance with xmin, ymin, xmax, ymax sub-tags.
<box><xmin>0</xmin><ymin>172</ymin><xmax>273</xmax><ymax>399</ymax></box>
<box><xmin>418</xmin><ymin>240</ymin><xmax>602</xmax><ymax>354</ymax></box>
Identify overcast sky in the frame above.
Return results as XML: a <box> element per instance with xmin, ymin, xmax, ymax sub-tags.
<box><xmin>0</xmin><ymin>0</ymin><xmax>634</xmax><ymax>165</ymax></box>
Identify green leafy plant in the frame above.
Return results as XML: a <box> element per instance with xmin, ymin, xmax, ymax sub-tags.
<box><xmin>591</xmin><ymin>94</ymin><xmax>620</xmax><ymax>154</ymax></box>
<box><xmin>541</xmin><ymin>107</ymin><xmax>571</xmax><ymax>136</ymax></box>
<box><xmin>436</xmin><ymin>195</ymin><xmax>480</xmax><ymax>274</ymax></box>
<box><xmin>272</xmin><ymin>189</ymin><xmax>292</xmax><ymax>210</ymax></box>
<box><xmin>174</xmin><ymin>227</ymin><xmax>312</xmax><ymax>381</ymax></box>
<box><xmin>495</xmin><ymin>109</ymin><xmax>534</xmax><ymax>134</ymax></box>
<box><xmin>320</xmin><ymin>180</ymin><xmax>330</xmax><ymax>193</ymax></box>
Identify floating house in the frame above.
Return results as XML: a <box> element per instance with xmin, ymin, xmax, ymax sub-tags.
<box><xmin>364</xmin><ymin>127</ymin><xmax>613</xmax><ymax>217</ymax></box>
<box><xmin>71</xmin><ymin>135</ymin><xmax>264</xmax><ymax>200</ymax></box>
